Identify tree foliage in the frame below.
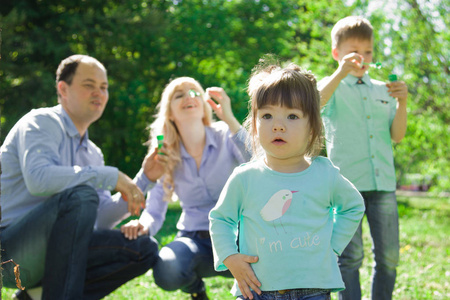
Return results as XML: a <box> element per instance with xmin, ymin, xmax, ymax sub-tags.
<box><xmin>0</xmin><ymin>0</ymin><xmax>448</xmax><ymax>191</ymax></box>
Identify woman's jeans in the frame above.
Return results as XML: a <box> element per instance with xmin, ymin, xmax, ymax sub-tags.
<box><xmin>153</xmin><ymin>230</ymin><xmax>232</xmax><ymax>294</ymax></box>
<box><xmin>338</xmin><ymin>191</ymin><xmax>399</xmax><ymax>300</ymax></box>
<box><xmin>1</xmin><ymin>185</ymin><xmax>159</xmax><ymax>300</ymax></box>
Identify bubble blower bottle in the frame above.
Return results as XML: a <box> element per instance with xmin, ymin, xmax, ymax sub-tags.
<box><xmin>388</xmin><ymin>74</ymin><xmax>398</xmax><ymax>82</ymax></box>
<box><xmin>157</xmin><ymin>135</ymin><xmax>164</xmax><ymax>155</ymax></box>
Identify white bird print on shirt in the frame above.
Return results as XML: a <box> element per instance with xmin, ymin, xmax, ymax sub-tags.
<box><xmin>260</xmin><ymin>189</ymin><xmax>298</xmax><ymax>234</ymax></box>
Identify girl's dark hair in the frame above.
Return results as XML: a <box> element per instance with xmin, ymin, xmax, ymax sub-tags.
<box><xmin>245</xmin><ymin>57</ymin><xmax>323</xmax><ymax>158</ymax></box>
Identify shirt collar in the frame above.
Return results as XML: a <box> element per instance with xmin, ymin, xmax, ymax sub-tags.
<box><xmin>58</xmin><ymin>105</ymin><xmax>89</xmax><ymax>148</ymax></box>
<box><xmin>343</xmin><ymin>73</ymin><xmax>372</xmax><ymax>87</ymax></box>
<box><xmin>180</xmin><ymin>126</ymin><xmax>218</xmax><ymax>159</ymax></box>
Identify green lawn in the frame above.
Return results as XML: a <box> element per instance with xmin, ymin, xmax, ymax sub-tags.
<box><xmin>2</xmin><ymin>194</ymin><xmax>449</xmax><ymax>299</ymax></box>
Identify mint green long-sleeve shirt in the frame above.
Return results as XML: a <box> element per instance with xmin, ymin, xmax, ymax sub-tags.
<box><xmin>209</xmin><ymin>157</ymin><xmax>365</xmax><ymax>296</ymax></box>
<box><xmin>320</xmin><ymin>74</ymin><xmax>398</xmax><ymax>192</ymax></box>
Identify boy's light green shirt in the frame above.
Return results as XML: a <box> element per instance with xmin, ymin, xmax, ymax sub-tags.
<box><xmin>320</xmin><ymin>73</ymin><xmax>398</xmax><ymax>192</ymax></box>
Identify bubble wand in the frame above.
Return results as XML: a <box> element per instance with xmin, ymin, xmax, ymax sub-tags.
<box><xmin>188</xmin><ymin>89</ymin><xmax>200</xmax><ymax>97</ymax></box>
<box><xmin>362</xmin><ymin>61</ymin><xmax>382</xmax><ymax>69</ymax></box>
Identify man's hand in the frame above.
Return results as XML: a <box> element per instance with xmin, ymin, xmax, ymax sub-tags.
<box><xmin>120</xmin><ymin>219</ymin><xmax>149</xmax><ymax>240</ymax></box>
<box><xmin>224</xmin><ymin>253</ymin><xmax>261</xmax><ymax>299</ymax></box>
<box><xmin>115</xmin><ymin>171</ymin><xmax>144</xmax><ymax>216</ymax></box>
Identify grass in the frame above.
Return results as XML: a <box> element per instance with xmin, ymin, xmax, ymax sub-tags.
<box><xmin>2</xmin><ymin>194</ymin><xmax>449</xmax><ymax>299</ymax></box>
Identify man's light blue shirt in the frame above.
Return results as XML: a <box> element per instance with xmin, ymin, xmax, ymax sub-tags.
<box><xmin>320</xmin><ymin>73</ymin><xmax>398</xmax><ymax>192</ymax></box>
<box><xmin>0</xmin><ymin>105</ymin><xmax>119</xmax><ymax>227</ymax></box>
<box><xmin>138</xmin><ymin>121</ymin><xmax>252</xmax><ymax>236</ymax></box>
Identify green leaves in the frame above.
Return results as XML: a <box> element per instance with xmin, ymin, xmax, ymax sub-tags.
<box><xmin>1</xmin><ymin>0</ymin><xmax>448</xmax><ymax>191</ymax></box>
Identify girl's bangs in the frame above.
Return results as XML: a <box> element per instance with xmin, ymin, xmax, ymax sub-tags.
<box><xmin>256</xmin><ymin>79</ymin><xmax>306</xmax><ymax>111</ymax></box>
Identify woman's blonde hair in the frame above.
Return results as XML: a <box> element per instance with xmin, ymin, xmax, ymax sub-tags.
<box><xmin>244</xmin><ymin>59</ymin><xmax>323</xmax><ymax>159</ymax></box>
<box><xmin>148</xmin><ymin>77</ymin><xmax>213</xmax><ymax>201</ymax></box>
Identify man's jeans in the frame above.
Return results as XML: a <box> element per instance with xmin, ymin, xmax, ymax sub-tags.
<box><xmin>153</xmin><ymin>230</ymin><xmax>232</xmax><ymax>294</ymax></box>
<box><xmin>1</xmin><ymin>185</ymin><xmax>159</xmax><ymax>300</ymax></box>
<box><xmin>338</xmin><ymin>191</ymin><xmax>399</xmax><ymax>300</ymax></box>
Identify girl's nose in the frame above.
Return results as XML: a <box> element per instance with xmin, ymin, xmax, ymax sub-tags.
<box><xmin>272</xmin><ymin>122</ymin><xmax>286</xmax><ymax>132</ymax></box>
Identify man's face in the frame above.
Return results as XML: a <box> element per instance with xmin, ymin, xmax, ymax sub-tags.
<box><xmin>334</xmin><ymin>37</ymin><xmax>374</xmax><ymax>78</ymax></box>
<box><xmin>59</xmin><ymin>62</ymin><xmax>109</xmax><ymax>130</ymax></box>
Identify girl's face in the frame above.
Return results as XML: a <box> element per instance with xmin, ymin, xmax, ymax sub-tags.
<box><xmin>256</xmin><ymin>104</ymin><xmax>311</xmax><ymax>166</ymax></box>
<box><xmin>169</xmin><ymin>82</ymin><xmax>204</xmax><ymax>124</ymax></box>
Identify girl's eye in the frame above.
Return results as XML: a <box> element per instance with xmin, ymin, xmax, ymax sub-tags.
<box><xmin>174</xmin><ymin>93</ymin><xmax>184</xmax><ymax>99</ymax></box>
<box><xmin>287</xmin><ymin>114</ymin><xmax>299</xmax><ymax>120</ymax></box>
<box><xmin>262</xmin><ymin>114</ymin><xmax>272</xmax><ymax>120</ymax></box>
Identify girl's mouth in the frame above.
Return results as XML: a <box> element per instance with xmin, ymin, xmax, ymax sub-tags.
<box><xmin>272</xmin><ymin>138</ymin><xmax>286</xmax><ymax>145</ymax></box>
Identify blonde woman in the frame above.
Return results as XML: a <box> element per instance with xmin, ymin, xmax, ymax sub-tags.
<box><xmin>121</xmin><ymin>77</ymin><xmax>251</xmax><ymax>300</ymax></box>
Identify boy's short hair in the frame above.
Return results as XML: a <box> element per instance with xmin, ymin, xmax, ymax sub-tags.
<box><xmin>331</xmin><ymin>16</ymin><xmax>373</xmax><ymax>49</ymax></box>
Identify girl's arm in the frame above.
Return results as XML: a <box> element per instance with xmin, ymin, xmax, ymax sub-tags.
<box><xmin>330</xmin><ymin>172</ymin><xmax>365</xmax><ymax>255</ymax></box>
<box><xmin>209</xmin><ymin>171</ymin><xmax>260</xmax><ymax>299</ymax></box>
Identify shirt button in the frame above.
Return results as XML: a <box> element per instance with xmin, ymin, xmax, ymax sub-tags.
<box><xmin>371</xmin><ymin>155</ymin><xmax>375</xmax><ymax>158</ymax></box>
<box><xmin>98</xmin><ymin>184</ymin><xmax>103</xmax><ymax>188</ymax></box>
<box><xmin>363</xmin><ymin>97</ymin><xmax>367</xmax><ymax>100</ymax></box>
<box><xmin>370</xmin><ymin>135</ymin><xmax>373</xmax><ymax>138</ymax></box>
<box><xmin>367</xmin><ymin>115</ymin><xmax>371</xmax><ymax>119</ymax></box>
<box><xmin>107</xmin><ymin>185</ymin><xmax>113</xmax><ymax>190</ymax></box>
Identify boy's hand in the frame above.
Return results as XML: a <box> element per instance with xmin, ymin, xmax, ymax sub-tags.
<box><xmin>120</xmin><ymin>219</ymin><xmax>149</xmax><ymax>240</ymax></box>
<box><xmin>224</xmin><ymin>254</ymin><xmax>261</xmax><ymax>299</ymax></box>
<box><xmin>386</xmin><ymin>80</ymin><xmax>408</xmax><ymax>104</ymax></box>
<box><xmin>336</xmin><ymin>53</ymin><xmax>364</xmax><ymax>78</ymax></box>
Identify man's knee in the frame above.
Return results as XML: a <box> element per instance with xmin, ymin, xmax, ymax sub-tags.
<box><xmin>135</xmin><ymin>236</ymin><xmax>159</xmax><ymax>272</ymax></box>
<box><xmin>60</xmin><ymin>185</ymin><xmax>99</xmax><ymax>212</ymax></box>
<box><xmin>68</xmin><ymin>185</ymin><xmax>99</xmax><ymax>205</ymax></box>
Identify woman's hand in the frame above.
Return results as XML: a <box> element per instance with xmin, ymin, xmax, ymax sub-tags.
<box><xmin>120</xmin><ymin>219</ymin><xmax>149</xmax><ymax>240</ymax></box>
<box><xmin>143</xmin><ymin>146</ymin><xmax>167</xmax><ymax>182</ymax></box>
<box><xmin>206</xmin><ymin>87</ymin><xmax>241</xmax><ymax>134</ymax></box>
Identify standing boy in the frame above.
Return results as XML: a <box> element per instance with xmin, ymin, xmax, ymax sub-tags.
<box><xmin>319</xmin><ymin>16</ymin><xmax>408</xmax><ymax>300</ymax></box>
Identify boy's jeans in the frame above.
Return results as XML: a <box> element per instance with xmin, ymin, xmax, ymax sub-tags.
<box><xmin>1</xmin><ymin>185</ymin><xmax>159</xmax><ymax>300</ymax></box>
<box><xmin>153</xmin><ymin>230</ymin><xmax>233</xmax><ymax>294</ymax></box>
<box><xmin>338</xmin><ymin>191</ymin><xmax>399</xmax><ymax>300</ymax></box>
